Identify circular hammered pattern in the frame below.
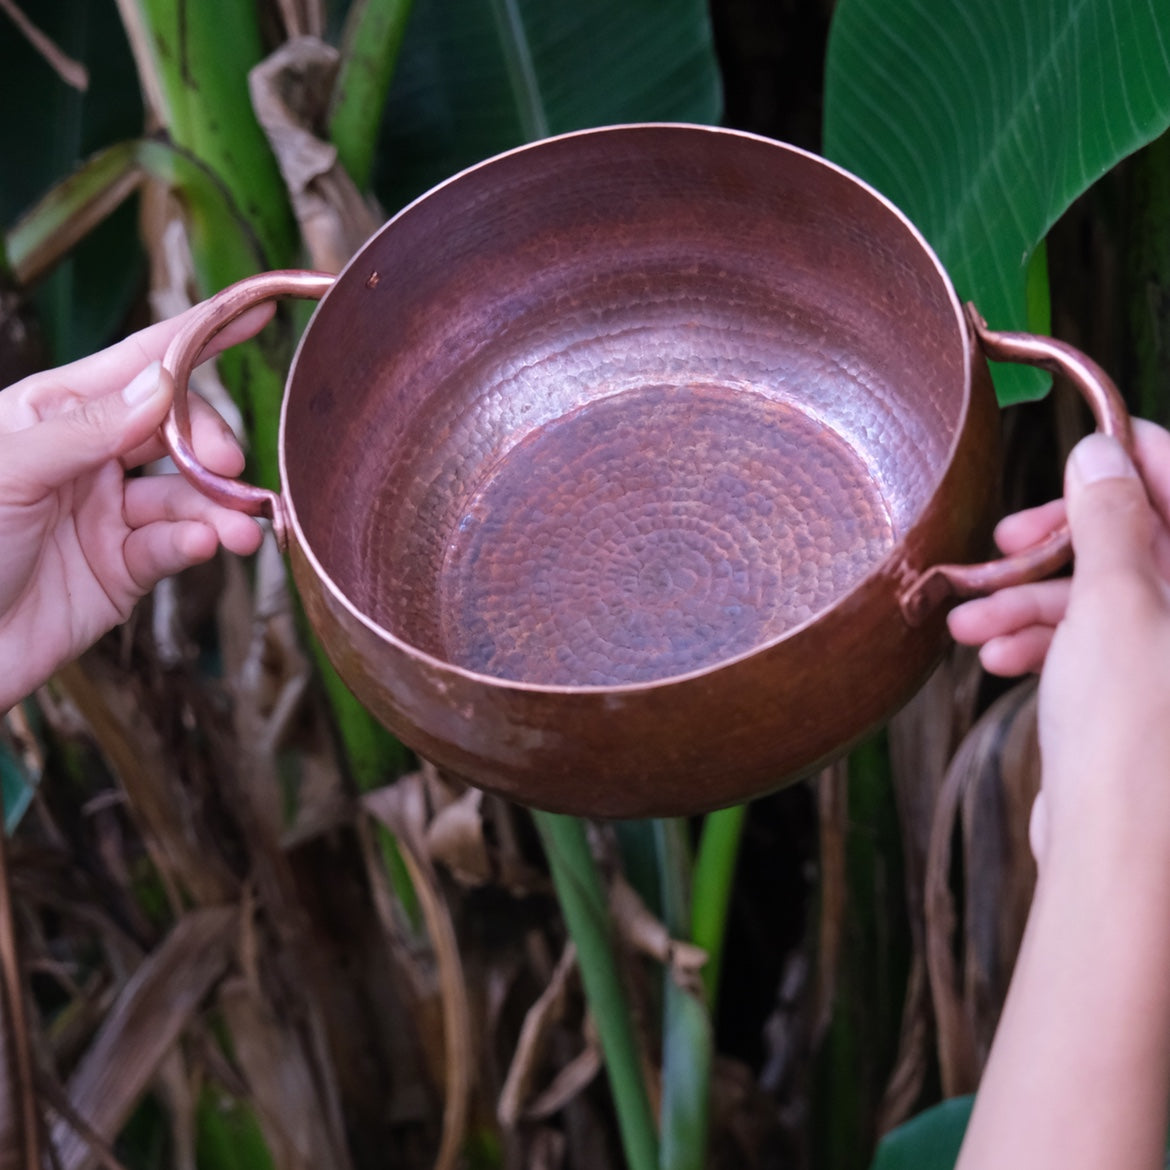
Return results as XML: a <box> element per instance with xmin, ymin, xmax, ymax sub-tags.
<box><xmin>439</xmin><ymin>383</ymin><xmax>896</xmax><ymax>686</ymax></box>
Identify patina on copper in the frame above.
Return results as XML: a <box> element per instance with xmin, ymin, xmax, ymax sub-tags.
<box><xmin>161</xmin><ymin>124</ymin><xmax>1130</xmax><ymax>818</ymax></box>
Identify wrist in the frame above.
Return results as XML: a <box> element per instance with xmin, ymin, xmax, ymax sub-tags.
<box><xmin>1036</xmin><ymin>821</ymin><xmax>1170</xmax><ymax>945</ymax></box>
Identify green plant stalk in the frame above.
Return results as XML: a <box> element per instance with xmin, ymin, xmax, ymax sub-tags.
<box><xmin>329</xmin><ymin>0</ymin><xmax>414</xmax><ymax>192</ymax></box>
<box><xmin>314</xmin><ymin>651</ymin><xmax>409</xmax><ymax>791</ymax></box>
<box><xmin>123</xmin><ymin>0</ymin><xmax>296</xmax><ymax>490</ymax></box>
<box><xmin>1025</xmin><ymin>239</ymin><xmax>1052</xmax><ymax>338</ymax></box>
<box><xmin>4</xmin><ymin>141</ymin><xmax>141</xmax><ymax>286</ymax></box>
<box><xmin>813</xmin><ymin>738</ymin><xmax>909</xmax><ymax>1170</ymax></box>
<box><xmin>376</xmin><ymin>819</ymin><xmax>423</xmax><ymax>933</ymax></box>
<box><xmin>196</xmin><ymin>1085</ymin><xmax>277</xmax><ymax>1170</ymax></box>
<box><xmin>123</xmin><ymin>2</ymin><xmax>410</xmax><ymax>791</ymax></box>
<box><xmin>128</xmin><ymin>0</ymin><xmax>296</xmax><ymax>269</ymax></box>
<box><xmin>533</xmin><ymin>811</ymin><xmax>659</xmax><ymax>1170</ymax></box>
<box><xmin>654</xmin><ymin>818</ymin><xmax>712</xmax><ymax>1170</ymax></box>
<box><xmin>690</xmin><ymin>802</ymin><xmax>746</xmax><ymax>1006</ymax></box>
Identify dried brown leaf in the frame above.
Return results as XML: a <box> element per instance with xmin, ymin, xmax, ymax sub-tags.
<box><xmin>527</xmin><ymin>1127</ymin><xmax>568</xmax><ymax>1170</ymax></box>
<box><xmin>426</xmin><ymin>789</ymin><xmax>494</xmax><ymax>887</ymax></box>
<box><xmin>52</xmin><ymin>907</ymin><xmax>237</xmax><ymax>1170</ymax></box>
<box><xmin>53</xmin><ymin>659</ymin><xmax>238</xmax><ymax>908</ymax></box>
<box><xmin>883</xmin><ymin>648</ymin><xmax>983</xmax><ymax>1107</ymax></box>
<box><xmin>35</xmin><ymin>1079</ymin><xmax>129</xmax><ymax>1170</ymax></box>
<box><xmin>888</xmin><ymin>648</ymin><xmax>983</xmax><ymax>915</ymax></box>
<box><xmin>249</xmin><ymin>38</ymin><xmax>380</xmax><ymax>274</ymax></box>
<box><xmin>609</xmin><ymin>873</ymin><xmax>707</xmax><ymax>992</ymax></box>
<box><xmin>498</xmin><ymin>943</ymin><xmax>579</xmax><ymax>1125</ymax></box>
<box><xmin>924</xmin><ymin>756</ymin><xmax>978</xmax><ymax>1096</ymax></box>
<box><xmin>812</xmin><ymin>761</ymin><xmax>847</xmax><ymax>1041</ymax></box>
<box><xmin>523</xmin><ymin>1038</ymin><xmax>602</xmax><ymax>1123</ymax></box>
<box><xmin>924</xmin><ymin>679</ymin><xmax>1039</xmax><ymax>1095</ymax></box>
<box><xmin>218</xmin><ymin>977</ymin><xmax>353</xmax><ymax>1170</ymax></box>
<box><xmin>960</xmin><ymin>681</ymin><xmax>1039</xmax><ymax>1062</ymax></box>
<box><xmin>0</xmin><ymin>819</ymin><xmax>39</xmax><ymax>1170</ymax></box>
<box><xmin>0</xmin><ymin>0</ymin><xmax>87</xmax><ymax>90</ymax></box>
<box><xmin>111</xmin><ymin>0</ymin><xmax>164</xmax><ymax>124</ymax></box>
<box><xmin>274</xmin><ymin>0</ymin><xmax>325</xmax><ymax>38</ymax></box>
<box><xmin>365</xmin><ymin>787</ymin><xmax>473</xmax><ymax>1170</ymax></box>
<box><xmin>153</xmin><ymin>1050</ymin><xmax>196</xmax><ymax>1170</ymax></box>
<box><xmin>423</xmin><ymin>785</ymin><xmax>548</xmax><ymax>895</ymax></box>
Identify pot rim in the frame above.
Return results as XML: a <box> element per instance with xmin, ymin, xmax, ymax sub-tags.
<box><xmin>278</xmin><ymin>121</ymin><xmax>975</xmax><ymax>697</ymax></box>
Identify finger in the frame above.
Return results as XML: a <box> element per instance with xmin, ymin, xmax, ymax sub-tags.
<box><xmin>121</xmin><ymin>392</ymin><xmax>246</xmax><ymax>475</ymax></box>
<box><xmin>990</xmin><ymin>420</ymin><xmax>1170</xmax><ymax>557</ymax></box>
<box><xmin>122</xmin><ymin>520</ymin><xmax>220</xmax><ymax>592</ymax></box>
<box><xmin>1156</xmin><ymin>527</ymin><xmax>1170</xmax><ymax>582</ymax></box>
<box><xmin>124</xmin><ymin>475</ymin><xmax>263</xmax><ymax>556</ymax></box>
<box><xmin>979</xmin><ymin>626</ymin><xmax>1055</xmax><ymax>677</ymax></box>
<box><xmin>993</xmin><ymin>499</ymin><xmax>1067</xmax><ymax>554</ymax></box>
<box><xmin>947</xmin><ymin>579</ymin><xmax>1070</xmax><ymax>646</ymax></box>
<box><xmin>1029</xmin><ymin>791</ymin><xmax>1049</xmax><ymax>863</ymax></box>
<box><xmin>1064</xmin><ymin>433</ymin><xmax>1158</xmax><ymax>593</ymax></box>
<box><xmin>0</xmin><ymin>363</ymin><xmax>171</xmax><ymax>499</ymax></box>
<box><xmin>1131</xmin><ymin>418</ymin><xmax>1170</xmax><ymax>530</ymax></box>
<box><xmin>125</xmin><ymin>470</ymin><xmax>263</xmax><ymax>552</ymax></box>
<box><xmin>5</xmin><ymin>302</ymin><xmax>275</xmax><ymax>417</ymax></box>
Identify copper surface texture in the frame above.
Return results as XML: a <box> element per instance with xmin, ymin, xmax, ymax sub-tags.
<box><xmin>160</xmin><ymin>124</ymin><xmax>1129</xmax><ymax>817</ymax></box>
<box><xmin>439</xmin><ymin>383</ymin><xmax>895</xmax><ymax>685</ymax></box>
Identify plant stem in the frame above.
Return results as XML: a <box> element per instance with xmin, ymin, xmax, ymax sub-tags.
<box><xmin>532</xmin><ymin>811</ymin><xmax>659</xmax><ymax>1170</ymax></box>
<box><xmin>655</xmin><ymin>818</ymin><xmax>712</xmax><ymax>1170</ymax></box>
<box><xmin>329</xmin><ymin>0</ymin><xmax>413</xmax><ymax>192</ymax></box>
<box><xmin>691</xmin><ymin>803</ymin><xmax>746</xmax><ymax>1007</ymax></box>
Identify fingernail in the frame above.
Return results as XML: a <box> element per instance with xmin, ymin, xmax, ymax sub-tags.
<box><xmin>122</xmin><ymin>361</ymin><xmax>162</xmax><ymax>406</ymax></box>
<box><xmin>1068</xmin><ymin>433</ymin><xmax>1137</xmax><ymax>485</ymax></box>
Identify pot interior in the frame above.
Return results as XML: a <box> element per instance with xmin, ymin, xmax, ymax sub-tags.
<box><xmin>283</xmin><ymin>125</ymin><xmax>968</xmax><ymax>687</ymax></box>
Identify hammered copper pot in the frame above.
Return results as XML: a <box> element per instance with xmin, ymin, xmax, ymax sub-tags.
<box><xmin>161</xmin><ymin>124</ymin><xmax>1129</xmax><ymax>818</ymax></box>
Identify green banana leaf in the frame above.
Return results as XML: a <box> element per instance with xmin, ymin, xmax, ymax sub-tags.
<box><xmin>374</xmin><ymin>0</ymin><xmax>722</xmax><ymax>211</ymax></box>
<box><xmin>823</xmin><ymin>0</ymin><xmax>1170</xmax><ymax>404</ymax></box>
<box><xmin>869</xmin><ymin>1096</ymin><xmax>974</xmax><ymax>1170</ymax></box>
<box><xmin>0</xmin><ymin>704</ymin><xmax>41</xmax><ymax>835</ymax></box>
<box><xmin>870</xmin><ymin>1095</ymin><xmax>1170</xmax><ymax>1170</ymax></box>
<box><xmin>0</xmin><ymin>0</ymin><xmax>144</xmax><ymax>362</ymax></box>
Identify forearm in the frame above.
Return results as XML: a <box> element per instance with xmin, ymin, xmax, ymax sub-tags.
<box><xmin>957</xmin><ymin>839</ymin><xmax>1170</xmax><ymax>1170</ymax></box>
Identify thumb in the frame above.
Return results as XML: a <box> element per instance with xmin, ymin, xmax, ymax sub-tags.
<box><xmin>1064</xmin><ymin>432</ymin><xmax>1157</xmax><ymax>591</ymax></box>
<box><xmin>0</xmin><ymin>362</ymin><xmax>169</xmax><ymax>496</ymax></box>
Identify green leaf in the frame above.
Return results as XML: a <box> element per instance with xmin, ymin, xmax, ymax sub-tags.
<box><xmin>870</xmin><ymin>1096</ymin><xmax>974</xmax><ymax>1170</ymax></box>
<box><xmin>195</xmin><ymin>1087</ymin><xmax>276</xmax><ymax>1170</ymax></box>
<box><xmin>691</xmin><ymin>803</ymin><xmax>746</xmax><ymax>1007</ymax></box>
<box><xmin>655</xmin><ymin>818</ymin><xmax>712</xmax><ymax>1170</ymax></box>
<box><xmin>374</xmin><ymin>0</ymin><xmax>723</xmax><ymax>210</ymax></box>
<box><xmin>0</xmin><ymin>0</ymin><xmax>144</xmax><ymax>362</ymax></box>
<box><xmin>823</xmin><ymin>0</ymin><xmax>1170</xmax><ymax>404</ymax></box>
<box><xmin>329</xmin><ymin>0</ymin><xmax>414</xmax><ymax>191</ymax></box>
<box><xmin>131</xmin><ymin>0</ymin><xmax>298</xmax><ymax>269</ymax></box>
<box><xmin>0</xmin><ymin>715</ymin><xmax>40</xmax><ymax>835</ymax></box>
<box><xmin>532</xmin><ymin>812</ymin><xmax>660</xmax><ymax>1170</ymax></box>
<box><xmin>870</xmin><ymin>1091</ymin><xmax>1170</xmax><ymax>1169</ymax></box>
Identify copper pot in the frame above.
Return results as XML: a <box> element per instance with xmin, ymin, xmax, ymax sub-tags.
<box><xmin>162</xmin><ymin>124</ymin><xmax>1128</xmax><ymax>818</ymax></box>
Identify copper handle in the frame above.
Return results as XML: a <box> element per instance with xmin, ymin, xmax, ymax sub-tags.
<box><xmin>899</xmin><ymin>304</ymin><xmax>1133</xmax><ymax>625</ymax></box>
<box><xmin>160</xmin><ymin>270</ymin><xmax>334</xmax><ymax>551</ymax></box>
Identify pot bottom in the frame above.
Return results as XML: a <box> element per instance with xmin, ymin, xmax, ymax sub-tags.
<box><xmin>436</xmin><ymin>382</ymin><xmax>896</xmax><ymax>686</ymax></box>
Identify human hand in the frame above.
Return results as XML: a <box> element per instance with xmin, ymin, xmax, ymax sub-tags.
<box><xmin>0</xmin><ymin>301</ymin><xmax>274</xmax><ymax>711</ymax></box>
<box><xmin>948</xmin><ymin>419</ymin><xmax>1170</xmax><ymax>676</ymax></box>
<box><xmin>1026</xmin><ymin>432</ymin><xmax>1170</xmax><ymax>869</ymax></box>
<box><xmin>951</xmin><ymin>424</ymin><xmax>1170</xmax><ymax>865</ymax></box>
<box><xmin>953</xmin><ymin>429</ymin><xmax>1170</xmax><ymax>1170</ymax></box>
